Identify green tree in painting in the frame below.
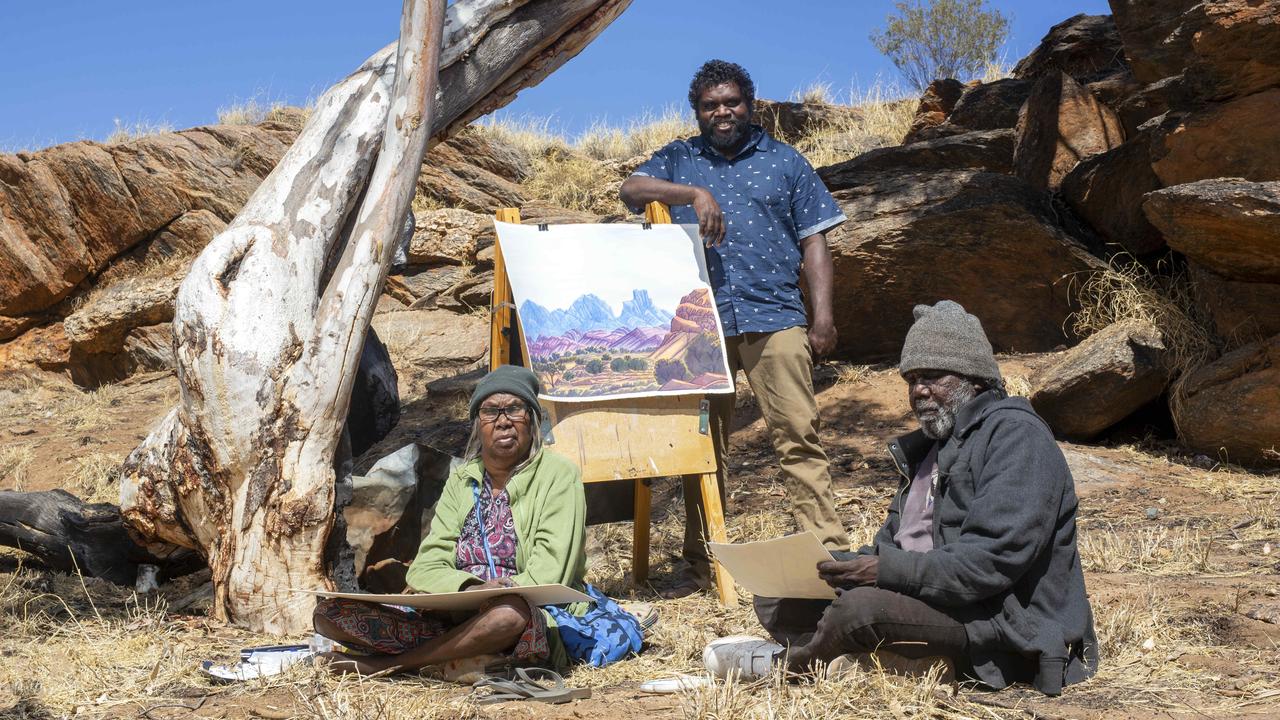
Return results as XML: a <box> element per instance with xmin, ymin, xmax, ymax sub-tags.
<box><xmin>684</xmin><ymin>332</ymin><xmax>724</xmax><ymax>377</ymax></box>
<box><xmin>870</xmin><ymin>0</ymin><xmax>1009</xmax><ymax>91</ymax></box>
<box><xmin>585</xmin><ymin>359</ymin><xmax>605</xmax><ymax>374</ymax></box>
<box><xmin>610</xmin><ymin>357</ymin><xmax>628</xmax><ymax>372</ymax></box>
<box><xmin>655</xmin><ymin>358</ymin><xmax>690</xmax><ymax>385</ymax></box>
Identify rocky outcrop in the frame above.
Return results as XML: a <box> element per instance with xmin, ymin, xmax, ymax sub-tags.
<box><xmin>1061</xmin><ymin>139</ymin><xmax>1164</xmax><ymax>255</ymax></box>
<box><xmin>819</xmin><ymin>129</ymin><xmax>1013</xmax><ymax>178</ymax></box>
<box><xmin>0</xmin><ymin>125</ymin><xmax>293</xmax><ymax>322</ymax></box>
<box><xmin>1031</xmin><ymin>321</ymin><xmax>1170</xmax><ymax>439</ymax></box>
<box><xmin>1014</xmin><ymin>72</ymin><xmax>1125</xmax><ymax>191</ymax></box>
<box><xmin>1143</xmin><ymin>179</ymin><xmax>1280</xmax><ymax>282</ymax></box>
<box><xmin>903</xmin><ymin>79</ymin><xmax>965</xmax><ymax>143</ymax></box>
<box><xmin>822</xmin><ymin>169</ymin><xmax>1104</xmax><ymax>360</ymax></box>
<box><xmin>1173</xmin><ymin>333</ymin><xmax>1280</xmax><ymax>467</ymax></box>
<box><xmin>1013</xmin><ymin>14</ymin><xmax>1128</xmax><ymax>85</ymax></box>
<box><xmin>1149</xmin><ymin>90</ymin><xmax>1280</xmax><ymax>186</ymax></box>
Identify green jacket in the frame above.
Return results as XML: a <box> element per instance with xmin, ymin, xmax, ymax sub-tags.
<box><xmin>406</xmin><ymin>447</ymin><xmax>587</xmax><ymax>593</ymax></box>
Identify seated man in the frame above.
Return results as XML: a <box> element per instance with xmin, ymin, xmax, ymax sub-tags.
<box><xmin>705</xmin><ymin>301</ymin><xmax>1098</xmax><ymax>695</ymax></box>
<box><xmin>313</xmin><ymin>365</ymin><xmax>588</xmax><ymax>674</ymax></box>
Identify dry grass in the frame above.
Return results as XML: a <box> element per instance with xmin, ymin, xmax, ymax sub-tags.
<box><xmin>217</xmin><ymin>98</ymin><xmax>273</xmax><ymax>126</ymax></box>
<box><xmin>0</xmin><ymin>444</ymin><xmax>36</xmax><ymax>491</ymax></box>
<box><xmin>1070</xmin><ymin>258</ymin><xmax>1215</xmax><ymax>411</ymax></box>
<box><xmin>831</xmin><ymin>362</ymin><xmax>873</xmax><ymax>387</ymax></box>
<box><xmin>576</xmin><ymin>106</ymin><xmax>696</xmax><ymax>162</ymax></box>
<box><xmin>1079</xmin><ymin>524</ymin><xmax>1215</xmax><ymax>575</ymax></box>
<box><xmin>791</xmin><ymin>81</ymin><xmax>917</xmax><ymax>168</ymax></box>
<box><xmin>523</xmin><ymin>146</ymin><xmax>627</xmax><ymax>215</ymax></box>
<box><xmin>105</xmin><ymin>118</ymin><xmax>174</xmax><ymax>144</ymax></box>
<box><xmin>790</xmin><ymin>81</ymin><xmax>834</xmax><ymax>105</ymax></box>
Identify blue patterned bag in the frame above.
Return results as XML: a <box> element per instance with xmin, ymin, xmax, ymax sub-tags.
<box><xmin>545</xmin><ymin>584</ymin><xmax>643</xmax><ymax>667</ymax></box>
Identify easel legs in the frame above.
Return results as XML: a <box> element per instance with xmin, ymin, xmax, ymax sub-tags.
<box><xmin>631</xmin><ymin>475</ymin><xmax>737</xmax><ymax>606</ymax></box>
<box><xmin>632</xmin><ymin>478</ymin><xmax>651</xmax><ymax>585</ymax></box>
<box><xmin>697</xmin><ymin>472</ymin><xmax>738</xmax><ymax>606</ymax></box>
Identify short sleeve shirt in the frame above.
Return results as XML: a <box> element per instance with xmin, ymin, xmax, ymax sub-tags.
<box><xmin>630</xmin><ymin>126</ymin><xmax>846</xmax><ymax>336</ymax></box>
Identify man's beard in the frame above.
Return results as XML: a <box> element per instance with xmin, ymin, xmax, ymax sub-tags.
<box><xmin>913</xmin><ymin>383</ymin><xmax>978</xmax><ymax>440</ymax></box>
<box><xmin>699</xmin><ymin>115</ymin><xmax>751</xmax><ymax>154</ymax></box>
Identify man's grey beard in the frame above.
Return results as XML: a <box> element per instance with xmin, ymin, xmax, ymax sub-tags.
<box><xmin>915</xmin><ymin>382</ymin><xmax>978</xmax><ymax>440</ymax></box>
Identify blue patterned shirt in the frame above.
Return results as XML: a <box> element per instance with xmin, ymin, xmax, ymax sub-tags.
<box><xmin>630</xmin><ymin>126</ymin><xmax>846</xmax><ymax>336</ymax></box>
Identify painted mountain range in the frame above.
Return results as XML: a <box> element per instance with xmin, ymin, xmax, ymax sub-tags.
<box><xmin>520</xmin><ymin>289</ymin><xmax>674</xmax><ymax>346</ymax></box>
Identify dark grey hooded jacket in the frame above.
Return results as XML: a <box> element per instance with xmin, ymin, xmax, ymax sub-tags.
<box><xmin>860</xmin><ymin>390</ymin><xmax>1099</xmax><ymax>695</ymax></box>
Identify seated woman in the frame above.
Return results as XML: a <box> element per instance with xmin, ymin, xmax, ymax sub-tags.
<box><xmin>314</xmin><ymin>365</ymin><xmax>587</xmax><ymax>674</ymax></box>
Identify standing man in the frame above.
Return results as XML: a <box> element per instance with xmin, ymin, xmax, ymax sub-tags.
<box><xmin>619</xmin><ymin>60</ymin><xmax>849</xmax><ymax>597</ymax></box>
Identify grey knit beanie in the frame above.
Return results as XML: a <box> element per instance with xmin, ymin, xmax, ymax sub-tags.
<box><xmin>899</xmin><ymin>300</ymin><xmax>1002</xmax><ymax>387</ymax></box>
<box><xmin>469</xmin><ymin>365</ymin><xmax>541</xmax><ymax>421</ymax></box>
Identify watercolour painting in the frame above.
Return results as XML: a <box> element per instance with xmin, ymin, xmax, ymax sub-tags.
<box><xmin>494</xmin><ymin>221</ymin><xmax>734</xmax><ymax>402</ymax></box>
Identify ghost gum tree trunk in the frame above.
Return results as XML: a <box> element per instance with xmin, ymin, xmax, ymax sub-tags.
<box><xmin>117</xmin><ymin>0</ymin><xmax>632</xmax><ymax>635</ymax></box>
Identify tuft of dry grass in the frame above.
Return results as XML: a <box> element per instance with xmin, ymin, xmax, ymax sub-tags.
<box><xmin>790</xmin><ymin>81</ymin><xmax>834</xmax><ymax>105</ymax></box>
<box><xmin>1003</xmin><ymin>373</ymin><xmax>1032</xmax><ymax>398</ymax></box>
<box><xmin>831</xmin><ymin>362</ymin><xmax>872</xmax><ymax>387</ymax></box>
<box><xmin>1078</xmin><ymin>524</ymin><xmax>1216</xmax><ymax>575</ymax></box>
<box><xmin>0</xmin><ymin>444</ymin><xmax>36</xmax><ymax>491</ymax></box>
<box><xmin>1069</xmin><ymin>258</ymin><xmax>1215</xmax><ymax>412</ymax></box>
<box><xmin>105</xmin><ymin>118</ymin><xmax>174</xmax><ymax>144</ymax></box>
<box><xmin>70</xmin><ymin>452</ymin><xmax>122</xmax><ymax>504</ymax></box>
<box><xmin>217</xmin><ymin>98</ymin><xmax>273</xmax><ymax>126</ymax></box>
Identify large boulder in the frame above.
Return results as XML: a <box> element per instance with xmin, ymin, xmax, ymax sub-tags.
<box><xmin>1113</xmin><ymin>0</ymin><xmax>1280</xmax><ymax>100</ymax></box>
<box><xmin>1142</xmin><ymin>179</ymin><xmax>1280</xmax><ymax>282</ymax></box>
<box><xmin>1173</xmin><ymin>333</ymin><xmax>1280</xmax><ymax>467</ymax></box>
<box><xmin>1013</xmin><ymin>14</ymin><xmax>1128</xmax><ymax>85</ymax></box>
<box><xmin>1188</xmin><ymin>264</ymin><xmax>1280</xmax><ymax>345</ymax></box>
<box><xmin>822</xmin><ymin>169</ymin><xmax>1105</xmax><ymax>360</ymax></box>
<box><xmin>1030</xmin><ymin>321</ymin><xmax>1170</xmax><ymax>439</ymax></box>
<box><xmin>1183</xmin><ymin>0</ymin><xmax>1280</xmax><ymax>101</ymax></box>
<box><xmin>1014</xmin><ymin>72</ymin><xmax>1125</xmax><ymax>192</ymax></box>
<box><xmin>408</xmin><ymin>208</ymin><xmax>488</xmax><ymax>266</ymax></box>
<box><xmin>1149</xmin><ymin>89</ymin><xmax>1280</xmax><ymax>186</ymax></box>
<box><xmin>1108</xmin><ymin>0</ymin><xmax>1203</xmax><ymax>83</ymax></box>
<box><xmin>818</xmin><ymin>129</ymin><xmax>1013</xmax><ymax>178</ymax></box>
<box><xmin>945</xmin><ymin>78</ymin><xmax>1033</xmax><ymax>132</ymax></box>
<box><xmin>753</xmin><ymin>99</ymin><xmax>867</xmax><ymax>143</ymax></box>
<box><xmin>903</xmin><ymin>79</ymin><xmax>966</xmax><ymax>143</ymax></box>
<box><xmin>369</xmin><ymin>307</ymin><xmax>489</xmax><ymax>370</ymax></box>
<box><xmin>1061</xmin><ymin>139</ymin><xmax>1165</xmax><ymax>256</ymax></box>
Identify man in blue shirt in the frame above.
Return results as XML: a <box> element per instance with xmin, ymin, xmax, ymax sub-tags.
<box><xmin>620</xmin><ymin>60</ymin><xmax>850</xmax><ymax>597</ymax></box>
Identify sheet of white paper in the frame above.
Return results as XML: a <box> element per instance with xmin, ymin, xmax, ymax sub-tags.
<box><xmin>494</xmin><ymin>221</ymin><xmax>734</xmax><ymax>402</ymax></box>
<box><xmin>293</xmin><ymin>583</ymin><xmax>590</xmax><ymax>611</ymax></box>
<box><xmin>709</xmin><ymin>532</ymin><xmax>837</xmax><ymax>600</ymax></box>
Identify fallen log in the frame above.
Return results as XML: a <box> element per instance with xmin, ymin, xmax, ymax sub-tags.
<box><xmin>0</xmin><ymin>490</ymin><xmax>201</xmax><ymax>586</ymax></box>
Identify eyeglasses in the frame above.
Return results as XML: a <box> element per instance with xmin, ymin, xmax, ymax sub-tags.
<box><xmin>478</xmin><ymin>403</ymin><xmax>529</xmax><ymax>423</ymax></box>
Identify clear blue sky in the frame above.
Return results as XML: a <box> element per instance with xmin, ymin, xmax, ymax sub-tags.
<box><xmin>0</xmin><ymin>0</ymin><xmax>1111</xmax><ymax>151</ymax></box>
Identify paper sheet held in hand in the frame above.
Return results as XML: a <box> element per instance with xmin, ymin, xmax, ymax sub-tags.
<box><xmin>293</xmin><ymin>584</ymin><xmax>590</xmax><ymax>611</ymax></box>
<box><xmin>709</xmin><ymin>532</ymin><xmax>837</xmax><ymax>600</ymax></box>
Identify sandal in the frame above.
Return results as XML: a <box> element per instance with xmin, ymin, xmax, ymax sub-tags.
<box><xmin>471</xmin><ymin>667</ymin><xmax>592</xmax><ymax>704</ymax></box>
<box><xmin>621</xmin><ymin>602</ymin><xmax>660</xmax><ymax>632</ymax></box>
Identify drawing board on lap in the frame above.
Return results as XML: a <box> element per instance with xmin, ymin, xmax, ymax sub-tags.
<box><xmin>493</xmin><ymin>221</ymin><xmax>733</xmax><ymax>403</ymax></box>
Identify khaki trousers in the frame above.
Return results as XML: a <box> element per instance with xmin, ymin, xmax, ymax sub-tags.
<box><xmin>682</xmin><ymin>326</ymin><xmax>850</xmax><ymax>585</ymax></box>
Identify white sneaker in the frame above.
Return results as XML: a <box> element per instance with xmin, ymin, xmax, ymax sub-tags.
<box><xmin>702</xmin><ymin>635</ymin><xmax>783</xmax><ymax>680</ymax></box>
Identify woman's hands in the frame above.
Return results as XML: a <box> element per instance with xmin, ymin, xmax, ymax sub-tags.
<box><xmin>464</xmin><ymin>577</ymin><xmax>517</xmax><ymax>591</ymax></box>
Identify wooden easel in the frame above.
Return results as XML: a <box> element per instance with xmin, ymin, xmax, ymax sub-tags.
<box><xmin>490</xmin><ymin>204</ymin><xmax>737</xmax><ymax>606</ymax></box>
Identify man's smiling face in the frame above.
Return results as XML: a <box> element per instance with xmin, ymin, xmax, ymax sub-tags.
<box><xmin>696</xmin><ymin>81</ymin><xmax>751</xmax><ymax>155</ymax></box>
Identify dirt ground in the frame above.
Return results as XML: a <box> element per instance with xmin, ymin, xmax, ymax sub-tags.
<box><xmin>1</xmin><ymin>356</ymin><xmax>1278</xmax><ymax>719</ymax></box>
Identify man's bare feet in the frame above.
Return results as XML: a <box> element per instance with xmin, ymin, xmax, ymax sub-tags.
<box><xmin>315</xmin><ymin>651</ymin><xmax>403</xmax><ymax>676</ymax></box>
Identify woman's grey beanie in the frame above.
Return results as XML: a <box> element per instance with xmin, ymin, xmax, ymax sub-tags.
<box><xmin>899</xmin><ymin>300</ymin><xmax>1002</xmax><ymax>387</ymax></box>
<box><xmin>469</xmin><ymin>364</ymin><xmax>542</xmax><ymax>421</ymax></box>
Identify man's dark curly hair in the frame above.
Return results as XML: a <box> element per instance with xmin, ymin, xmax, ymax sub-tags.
<box><xmin>687</xmin><ymin>59</ymin><xmax>756</xmax><ymax>110</ymax></box>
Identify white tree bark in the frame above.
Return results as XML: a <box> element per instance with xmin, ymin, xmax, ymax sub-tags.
<box><xmin>118</xmin><ymin>0</ymin><xmax>630</xmax><ymax>635</ymax></box>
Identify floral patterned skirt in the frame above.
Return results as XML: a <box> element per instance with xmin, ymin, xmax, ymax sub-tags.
<box><xmin>314</xmin><ymin>596</ymin><xmax>551</xmax><ymax>662</ymax></box>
